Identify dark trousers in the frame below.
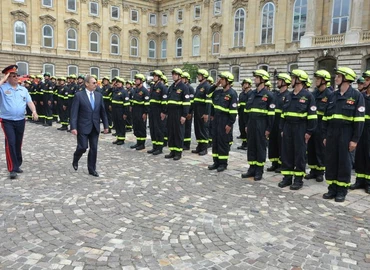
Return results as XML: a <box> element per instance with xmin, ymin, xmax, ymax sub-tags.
<box><xmin>212</xmin><ymin>113</ymin><xmax>232</xmax><ymax>166</ymax></box>
<box><xmin>184</xmin><ymin>113</ymin><xmax>193</xmax><ymax>147</ymax></box>
<box><xmin>167</xmin><ymin>106</ymin><xmax>185</xmax><ymax>154</ymax></box>
<box><xmin>36</xmin><ymin>100</ymin><xmax>45</xmax><ymax>122</ymax></box>
<box><xmin>126</xmin><ymin>107</ymin><xmax>133</xmax><ymax>129</ymax></box>
<box><xmin>194</xmin><ymin>105</ymin><xmax>209</xmax><ymax>151</ymax></box>
<box><xmin>355</xmin><ymin>124</ymin><xmax>370</xmax><ymax>182</ymax></box>
<box><xmin>73</xmin><ymin>128</ymin><xmax>99</xmax><ymax>173</ymax></box>
<box><xmin>43</xmin><ymin>99</ymin><xmax>53</xmax><ymax>125</ymax></box>
<box><xmin>0</xmin><ymin>119</ymin><xmax>25</xmax><ymax>172</ymax></box>
<box><xmin>268</xmin><ymin>114</ymin><xmax>282</xmax><ymax>164</ymax></box>
<box><xmin>104</xmin><ymin>101</ymin><xmax>113</xmax><ymax>129</ymax></box>
<box><xmin>112</xmin><ymin>106</ymin><xmax>126</xmax><ymax>141</ymax></box>
<box><xmin>281</xmin><ymin>122</ymin><xmax>307</xmax><ymax>177</ymax></box>
<box><xmin>132</xmin><ymin>106</ymin><xmax>147</xmax><ymax>145</ymax></box>
<box><xmin>149</xmin><ymin>105</ymin><xmax>165</xmax><ymax>149</ymax></box>
<box><xmin>307</xmin><ymin>119</ymin><xmax>325</xmax><ymax>175</ymax></box>
<box><xmin>247</xmin><ymin>118</ymin><xmax>267</xmax><ymax>168</ymax></box>
<box><xmin>238</xmin><ymin>109</ymin><xmax>247</xmax><ymax>142</ymax></box>
<box><xmin>59</xmin><ymin>104</ymin><xmax>69</xmax><ymax>126</ymax></box>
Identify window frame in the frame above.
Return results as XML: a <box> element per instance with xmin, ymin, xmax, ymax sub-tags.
<box><xmin>90</xmin><ymin>67</ymin><xmax>100</xmax><ymax>78</ymax></box>
<box><xmin>110</xmin><ymin>34</ymin><xmax>119</xmax><ymax>55</ymax></box>
<box><xmin>130</xmin><ymin>70</ymin><xmax>139</xmax><ymax>80</ymax></box>
<box><xmin>131</xmin><ymin>9</ymin><xmax>139</xmax><ymax>23</ymax></box>
<box><xmin>331</xmin><ymin>0</ymin><xmax>351</xmax><ymax>34</ymax></box>
<box><xmin>67</xmin><ymin>65</ymin><xmax>78</xmax><ymax>76</ymax></box>
<box><xmin>130</xmin><ymin>37</ymin><xmax>139</xmax><ymax>57</ymax></box>
<box><xmin>176</xmin><ymin>38</ymin><xmax>183</xmax><ymax>57</ymax></box>
<box><xmin>209</xmin><ymin>69</ymin><xmax>217</xmax><ymax>82</ymax></box>
<box><xmin>292</xmin><ymin>0</ymin><xmax>307</xmax><ymax>42</ymax></box>
<box><xmin>192</xmin><ymin>35</ymin><xmax>200</xmax><ymax>56</ymax></box>
<box><xmin>288</xmin><ymin>63</ymin><xmax>298</xmax><ymax>72</ymax></box>
<box><xmin>231</xmin><ymin>66</ymin><xmax>240</xmax><ymax>83</ymax></box>
<box><xmin>42</xmin><ymin>25</ymin><xmax>54</xmax><ymax>48</ymax></box>
<box><xmin>89</xmin><ymin>31</ymin><xmax>99</xmax><ymax>53</ymax></box>
<box><xmin>111</xmin><ymin>68</ymin><xmax>119</xmax><ymax>79</ymax></box>
<box><xmin>233</xmin><ymin>8</ymin><xmax>245</xmax><ymax>47</ymax></box>
<box><xmin>149</xmin><ymin>13</ymin><xmax>157</xmax><ymax>26</ymax></box>
<box><xmin>261</xmin><ymin>2</ymin><xmax>275</xmax><ymax>44</ymax></box>
<box><xmin>89</xmin><ymin>1</ymin><xmax>99</xmax><ymax>16</ymax></box>
<box><xmin>162</xmin><ymin>13</ymin><xmax>168</xmax><ymax>26</ymax></box>
<box><xmin>14</xmin><ymin>21</ymin><xmax>27</xmax><ymax>45</ymax></box>
<box><xmin>67</xmin><ymin>0</ymin><xmax>76</xmax><ymax>12</ymax></box>
<box><xmin>212</xmin><ymin>32</ymin><xmax>220</xmax><ymax>55</ymax></box>
<box><xmin>161</xmin><ymin>39</ymin><xmax>167</xmax><ymax>59</ymax></box>
<box><xmin>66</xmin><ymin>28</ymin><xmax>77</xmax><ymax>50</ymax></box>
<box><xmin>194</xmin><ymin>5</ymin><xmax>201</xmax><ymax>19</ymax></box>
<box><xmin>177</xmin><ymin>9</ymin><xmax>183</xmax><ymax>22</ymax></box>
<box><xmin>214</xmin><ymin>0</ymin><xmax>222</xmax><ymax>16</ymax></box>
<box><xmin>148</xmin><ymin>40</ymin><xmax>156</xmax><ymax>59</ymax></box>
<box><xmin>16</xmin><ymin>61</ymin><xmax>29</xmax><ymax>76</ymax></box>
<box><xmin>111</xmin><ymin>6</ymin><xmax>119</xmax><ymax>19</ymax></box>
<box><xmin>257</xmin><ymin>64</ymin><xmax>269</xmax><ymax>72</ymax></box>
<box><xmin>43</xmin><ymin>63</ymin><xmax>55</xmax><ymax>76</ymax></box>
<box><xmin>42</xmin><ymin>0</ymin><xmax>53</xmax><ymax>8</ymax></box>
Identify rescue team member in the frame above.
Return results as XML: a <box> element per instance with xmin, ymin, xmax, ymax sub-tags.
<box><xmin>160</xmin><ymin>75</ymin><xmax>169</xmax><ymax>145</ymax></box>
<box><xmin>322</xmin><ymin>67</ymin><xmax>365</xmax><ymax>202</ymax></box>
<box><xmin>34</xmin><ymin>75</ymin><xmax>44</xmax><ymax>124</ymax></box>
<box><xmin>207</xmin><ymin>72</ymin><xmax>238</xmax><ymax>172</ymax></box>
<box><xmin>130</xmin><ymin>74</ymin><xmax>149</xmax><ymax>150</ymax></box>
<box><xmin>356</xmin><ymin>77</ymin><xmax>365</xmax><ymax>92</ymax></box>
<box><xmin>267</xmin><ymin>73</ymin><xmax>291</xmax><ymax>173</ymax></box>
<box><xmin>206</xmin><ymin>76</ymin><xmax>215</xmax><ymax>148</ymax></box>
<box><xmin>305</xmin><ymin>70</ymin><xmax>332</xmax><ymax>182</ymax></box>
<box><xmin>181</xmin><ymin>72</ymin><xmax>194</xmax><ymax>151</ymax></box>
<box><xmin>101</xmin><ymin>76</ymin><xmax>113</xmax><ymax>133</ymax></box>
<box><xmin>77</xmin><ymin>75</ymin><xmax>85</xmax><ymax>92</ymax></box>
<box><xmin>241</xmin><ymin>70</ymin><xmax>275</xmax><ymax>181</ymax></box>
<box><xmin>0</xmin><ymin>65</ymin><xmax>38</xmax><ymax>179</ymax></box>
<box><xmin>191</xmin><ymin>69</ymin><xmax>211</xmax><ymax>155</ymax></box>
<box><xmin>125</xmin><ymin>80</ymin><xmax>134</xmax><ymax>131</ymax></box>
<box><xmin>111</xmin><ymin>77</ymin><xmax>130</xmax><ymax>145</ymax></box>
<box><xmin>161</xmin><ymin>68</ymin><xmax>190</xmax><ymax>160</ymax></box>
<box><xmin>350</xmin><ymin>71</ymin><xmax>370</xmax><ymax>193</ymax></box>
<box><xmin>57</xmin><ymin>77</ymin><xmax>70</xmax><ymax>131</ymax></box>
<box><xmin>40</xmin><ymin>72</ymin><xmax>54</xmax><ymax>126</ymax></box>
<box><xmin>147</xmin><ymin>70</ymin><xmax>168</xmax><ymax>155</ymax></box>
<box><xmin>237</xmin><ymin>78</ymin><xmax>252</xmax><ymax>150</ymax></box>
<box><xmin>278</xmin><ymin>69</ymin><xmax>317</xmax><ymax>190</ymax></box>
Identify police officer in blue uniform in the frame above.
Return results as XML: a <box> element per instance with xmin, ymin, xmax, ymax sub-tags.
<box><xmin>0</xmin><ymin>65</ymin><xmax>38</xmax><ymax>179</ymax></box>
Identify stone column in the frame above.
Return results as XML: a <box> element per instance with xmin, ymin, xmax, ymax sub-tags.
<box><xmin>300</xmin><ymin>0</ymin><xmax>316</xmax><ymax>48</ymax></box>
<box><xmin>345</xmin><ymin>0</ymin><xmax>363</xmax><ymax>44</ymax></box>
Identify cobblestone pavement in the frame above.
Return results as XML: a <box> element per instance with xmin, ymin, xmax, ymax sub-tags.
<box><xmin>1</xmin><ymin>122</ymin><xmax>370</xmax><ymax>270</ymax></box>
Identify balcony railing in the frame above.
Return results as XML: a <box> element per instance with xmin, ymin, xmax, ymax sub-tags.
<box><xmin>361</xmin><ymin>31</ymin><xmax>370</xmax><ymax>42</ymax></box>
<box><xmin>312</xmin><ymin>34</ymin><xmax>345</xmax><ymax>46</ymax></box>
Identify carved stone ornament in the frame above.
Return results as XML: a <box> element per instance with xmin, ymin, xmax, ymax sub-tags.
<box><xmin>147</xmin><ymin>31</ymin><xmax>159</xmax><ymax>39</ymax></box>
<box><xmin>191</xmin><ymin>26</ymin><xmax>202</xmax><ymax>35</ymax></box>
<box><xmin>123</xmin><ymin>3</ymin><xmax>130</xmax><ymax>11</ymax></box>
<box><xmin>87</xmin><ymin>22</ymin><xmax>102</xmax><ymax>32</ymax></box>
<box><xmin>64</xmin><ymin>18</ymin><xmax>80</xmax><ymax>28</ymax></box>
<box><xmin>141</xmin><ymin>7</ymin><xmax>148</xmax><ymax>15</ymax></box>
<box><xmin>259</xmin><ymin>0</ymin><xmax>278</xmax><ymax>10</ymax></box>
<box><xmin>204</xmin><ymin>0</ymin><xmax>210</xmax><ymax>7</ymax></box>
<box><xmin>185</xmin><ymin>4</ymin><xmax>191</xmax><ymax>10</ymax></box>
<box><xmin>102</xmin><ymin>0</ymin><xmax>110</xmax><ymax>7</ymax></box>
<box><xmin>129</xmin><ymin>29</ymin><xmax>141</xmax><ymax>37</ymax></box>
<box><xmin>210</xmin><ymin>22</ymin><xmax>222</xmax><ymax>32</ymax></box>
<box><xmin>39</xmin><ymin>14</ymin><xmax>56</xmax><ymax>26</ymax></box>
<box><xmin>159</xmin><ymin>32</ymin><xmax>168</xmax><ymax>38</ymax></box>
<box><xmin>81</xmin><ymin>0</ymin><xmax>87</xmax><ymax>3</ymax></box>
<box><xmin>174</xmin><ymin>29</ymin><xmax>184</xmax><ymax>37</ymax></box>
<box><xmin>10</xmin><ymin>10</ymin><xmax>29</xmax><ymax>21</ymax></box>
<box><xmin>232</xmin><ymin>0</ymin><xmax>249</xmax><ymax>11</ymax></box>
<box><xmin>169</xmin><ymin>8</ymin><xmax>175</xmax><ymax>14</ymax></box>
<box><xmin>109</xmin><ymin>25</ymin><xmax>122</xmax><ymax>34</ymax></box>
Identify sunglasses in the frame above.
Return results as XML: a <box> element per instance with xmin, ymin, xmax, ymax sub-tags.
<box><xmin>9</xmin><ymin>74</ymin><xmax>19</xmax><ymax>78</ymax></box>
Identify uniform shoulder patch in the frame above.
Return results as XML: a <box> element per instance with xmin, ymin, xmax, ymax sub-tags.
<box><xmin>358</xmin><ymin>106</ymin><xmax>365</xmax><ymax>112</ymax></box>
<box><xmin>125</xmin><ymin>97</ymin><xmax>129</xmax><ymax>100</ymax></box>
<box><xmin>232</xmin><ymin>103</ymin><xmax>237</xmax><ymax>108</ymax></box>
<box><xmin>185</xmin><ymin>94</ymin><xmax>190</xmax><ymax>99</ymax></box>
<box><xmin>163</xmin><ymin>94</ymin><xmax>167</xmax><ymax>98</ymax></box>
<box><xmin>145</xmin><ymin>96</ymin><xmax>149</xmax><ymax>100</ymax></box>
<box><xmin>269</xmin><ymin>104</ymin><xmax>276</xmax><ymax>109</ymax></box>
<box><xmin>310</xmin><ymin>106</ymin><xmax>317</xmax><ymax>111</ymax></box>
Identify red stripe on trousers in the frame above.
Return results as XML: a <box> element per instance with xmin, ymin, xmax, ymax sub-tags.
<box><xmin>0</xmin><ymin>119</ymin><xmax>14</xmax><ymax>172</ymax></box>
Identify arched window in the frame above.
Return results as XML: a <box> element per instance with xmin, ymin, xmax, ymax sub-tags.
<box><xmin>148</xmin><ymin>40</ymin><xmax>156</xmax><ymax>58</ymax></box>
<box><xmin>67</xmin><ymin>28</ymin><xmax>77</xmax><ymax>50</ymax></box>
<box><xmin>261</xmin><ymin>2</ymin><xmax>275</xmax><ymax>44</ymax></box>
<box><xmin>42</xmin><ymin>25</ymin><xmax>54</xmax><ymax>48</ymax></box>
<box><xmin>130</xmin><ymin>37</ymin><xmax>138</xmax><ymax>57</ymax></box>
<box><xmin>212</xmin><ymin>32</ymin><xmax>220</xmax><ymax>55</ymax></box>
<box><xmin>14</xmin><ymin>21</ymin><xmax>27</xmax><ymax>45</ymax></box>
<box><xmin>89</xmin><ymin>31</ymin><xmax>99</xmax><ymax>52</ymax></box>
<box><xmin>292</xmin><ymin>0</ymin><xmax>307</xmax><ymax>41</ymax></box>
<box><xmin>233</xmin><ymin>8</ymin><xmax>245</xmax><ymax>47</ymax></box>
<box><xmin>110</xmin><ymin>34</ymin><xmax>119</xmax><ymax>55</ymax></box>
<box><xmin>161</xmin><ymin>40</ymin><xmax>167</xmax><ymax>59</ymax></box>
<box><xmin>176</xmin><ymin>38</ymin><xmax>182</xmax><ymax>57</ymax></box>
<box><xmin>192</xmin><ymin>35</ymin><xmax>200</xmax><ymax>56</ymax></box>
<box><xmin>331</xmin><ymin>0</ymin><xmax>350</xmax><ymax>34</ymax></box>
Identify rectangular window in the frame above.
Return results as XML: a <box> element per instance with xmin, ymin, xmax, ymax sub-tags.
<box><xmin>194</xmin><ymin>5</ymin><xmax>201</xmax><ymax>19</ymax></box>
<box><xmin>214</xmin><ymin>0</ymin><xmax>221</xmax><ymax>16</ymax></box>
<box><xmin>111</xmin><ymin>6</ymin><xmax>119</xmax><ymax>19</ymax></box>
<box><xmin>162</xmin><ymin>13</ymin><xmax>168</xmax><ymax>26</ymax></box>
<box><xmin>149</xmin><ymin>13</ymin><xmax>157</xmax><ymax>26</ymax></box>
<box><xmin>43</xmin><ymin>64</ymin><xmax>55</xmax><ymax>76</ymax></box>
<box><xmin>68</xmin><ymin>65</ymin><xmax>78</xmax><ymax>76</ymax></box>
<box><xmin>177</xmin><ymin>10</ymin><xmax>183</xmax><ymax>22</ymax></box>
<box><xmin>131</xmin><ymin>9</ymin><xmax>138</xmax><ymax>22</ymax></box>
<box><xmin>89</xmin><ymin>1</ymin><xmax>98</xmax><ymax>16</ymax></box>
<box><xmin>130</xmin><ymin>70</ymin><xmax>139</xmax><ymax>80</ymax></box>
<box><xmin>90</xmin><ymin>67</ymin><xmax>99</xmax><ymax>78</ymax></box>
<box><xmin>42</xmin><ymin>0</ymin><xmax>52</xmax><ymax>8</ymax></box>
<box><xmin>231</xmin><ymin>66</ymin><xmax>240</xmax><ymax>83</ymax></box>
<box><xmin>67</xmin><ymin>0</ymin><xmax>76</xmax><ymax>12</ymax></box>
<box><xmin>16</xmin><ymin>62</ymin><xmax>28</xmax><ymax>76</ymax></box>
<box><xmin>111</xmin><ymin>69</ymin><xmax>119</xmax><ymax>79</ymax></box>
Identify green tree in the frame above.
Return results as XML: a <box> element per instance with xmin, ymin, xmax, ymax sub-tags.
<box><xmin>182</xmin><ymin>62</ymin><xmax>199</xmax><ymax>83</ymax></box>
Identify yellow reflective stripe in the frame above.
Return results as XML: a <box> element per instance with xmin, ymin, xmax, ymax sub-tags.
<box><xmin>354</xmin><ymin>117</ymin><xmax>365</xmax><ymax>122</ymax></box>
<box><xmin>267</xmin><ymin>111</ymin><xmax>275</xmax><ymax>116</ymax></box>
<box><xmin>229</xmin><ymin>109</ymin><xmax>238</xmax><ymax>114</ymax></box>
<box><xmin>193</xmin><ymin>98</ymin><xmax>206</xmax><ymax>103</ymax></box>
<box><xmin>212</xmin><ymin>153</ymin><xmax>218</xmax><ymax>157</ymax></box>
<box><xmin>275</xmin><ymin>109</ymin><xmax>282</xmax><ymax>114</ymax></box>
<box><xmin>205</xmin><ymin>100</ymin><xmax>213</xmax><ymax>104</ymax></box>
<box><xmin>112</xmin><ymin>100</ymin><xmax>124</xmax><ymax>104</ymax></box>
<box><xmin>213</xmin><ymin>105</ymin><xmax>229</xmax><ymax>113</ymax></box>
<box><xmin>182</xmin><ymin>102</ymin><xmax>191</xmax><ymax>106</ymax></box>
<box><xmin>161</xmin><ymin>101</ymin><xmax>168</xmax><ymax>105</ymax></box>
<box><xmin>184</xmin><ymin>138</ymin><xmax>191</xmax><ymax>142</ymax></box>
<box><xmin>196</xmin><ymin>140</ymin><xmax>209</xmax><ymax>143</ymax></box>
<box><xmin>150</xmin><ymin>99</ymin><xmax>162</xmax><ymax>104</ymax></box>
<box><xmin>169</xmin><ymin>147</ymin><xmax>183</xmax><ymax>152</ymax></box>
<box><xmin>239</xmin><ymin>102</ymin><xmax>246</xmax><ymax>106</ymax></box>
<box><xmin>218</xmin><ymin>155</ymin><xmax>229</xmax><ymax>160</ymax></box>
<box><xmin>123</xmin><ymin>102</ymin><xmax>130</xmax><ymax>106</ymax></box>
<box><xmin>281</xmin><ymin>170</ymin><xmax>294</xmax><ymax>175</ymax></box>
<box><xmin>167</xmin><ymin>100</ymin><xmax>183</xmax><ymax>105</ymax></box>
<box><xmin>317</xmin><ymin>111</ymin><xmax>324</xmax><ymax>115</ymax></box>
<box><xmin>307</xmin><ymin>114</ymin><xmax>318</xmax><ymax>120</ymax></box>
<box><xmin>308</xmin><ymin>165</ymin><xmax>326</xmax><ymax>171</ymax></box>
<box><xmin>136</xmin><ymin>137</ymin><xmax>146</xmax><ymax>141</ymax></box>
<box><xmin>249</xmin><ymin>161</ymin><xmax>265</xmax><ymax>166</ymax></box>
<box><xmin>103</xmin><ymin>96</ymin><xmax>111</xmax><ymax>99</ymax></box>
<box><xmin>116</xmin><ymin>136</ymin><xmax>125</xmax><ymax>140</ymax></box>
<box><xmin>283</xmin><ymin>112</ymin><xmax>307</xmax><ymax>118</ymax></box>
<box><xmin>326</xmin><ymin>180</ymin><xmax>351</xmax><ymax>187</ymax></box>
<box><xmin>324</xmin><ymin>114</ymin><xmax>353</xmax><ymax>121</ymax></box>
<box><xmin>245</xmin><ymin>108</ymin><xmax>268</xmax><ymax>114</ymax></box>
<box><xmin>365</xmin><ymin>115</ymin><xmax>370</xmax><ymax>119</ymax></box>
<box><xmin>132</xmin><ymin>100</ymin><xmax>145</xmax><ymax>105</ymax></box>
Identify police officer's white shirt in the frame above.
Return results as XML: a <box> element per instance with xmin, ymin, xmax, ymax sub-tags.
<box><xmin>0</xmin><ymin>82</ymin><xmax>32</xmax><ymax>121</ymax></box>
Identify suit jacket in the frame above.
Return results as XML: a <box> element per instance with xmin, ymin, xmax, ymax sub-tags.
<box><xmin>70</xmin><ymin>90</ymin><xmax>108</xmax><ymax>134</ymax></box>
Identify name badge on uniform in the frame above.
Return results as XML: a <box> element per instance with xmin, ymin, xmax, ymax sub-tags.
<box><xmin>4</xmin><ymin>90</ymin><xmax>11</xmax><ymax>95</ymax></box>
<box><xmin>346</xmin><ymin>97</ymin><xmax>355</xmax><ymax>105</ymax></box>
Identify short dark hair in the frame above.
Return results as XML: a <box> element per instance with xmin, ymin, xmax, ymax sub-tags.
<box><xmin>84</xmin><ymin>75</ymin><xmax>95</xmax><ymax>84</ymax></box>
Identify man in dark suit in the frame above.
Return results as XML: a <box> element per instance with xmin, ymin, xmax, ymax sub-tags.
<box><xmin>70</xmin><ymin>75</ymin><xmax>108</xmax><ymax>177</ymax></box>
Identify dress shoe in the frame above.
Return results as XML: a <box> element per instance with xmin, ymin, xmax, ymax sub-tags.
<box><xmin>14</xmin><ymin>169</ymin><xmax>23</xmax><ymax>173</ymax></box>
<box><xmin>136</xmin><ymin>144</ymin><xmax>145</xmax><ymax>150</ymax></box>
<box><xmin>208</xmin><ymin>163</ymin><xmax>219</xmax><ymax>170</ymax></box>
<box><xmin>191</xmin><ymin>149</ymin><xmax>200</xmax><ymax>154</ymax></box>
<box><xmin>152</xmin><ymin>150</ymin><xmax>163</xmax><ymax>155</ymax></box>
<box><xmin>173</xmin><ymin>155</ymin><xmax>182</xmax><ymax>161</ymax></box>
<box><xmin>89</xmin><ymin>171</ymin><xmax>99</xmax><ymax>177</ymax></box>
<box><xmin>316</xmin><ymin>175</ymin><xmax>324</xmax><ymax>182</ymax></box>
<box><xmin>217</xmin><ymin>165</ymin><xmax>227</xmax><ymax>172</ymax></box>
<box><xmin>198</xmin><ymin>150</ymin><xmax>207</xmax><ymax>156</ymax></box>
<box><xmin>72</xmin><ymin>162</ymin><xmax>78</xmax><ymax>171</ymax></box>
<box><xmin>147</xmin><ymin>149</ymin><xmax>155</xmax><ymax>154</ymax></box>
<box><xmin>112</xmin><ymin>140</ymin><xmax>118</xmax><ymax>144</ymax></box>
<box><xmin>165</xmin><ymin>152</ymin><xmax>175</xmax><ymax>159</ymax></box>
<box><xmin>116</xmin><ymin>140</ymin><xmax>125</xmax><ymax>145</ymax></box>
<box><xmin>9</xmin><ymin>172</ymin><xmax>17</xmax><ymax>179</ymax></box>
<box><xmin>130</xmin><ymin>144</ymin><xmax>138</xmax><ymax>149</ymax></box>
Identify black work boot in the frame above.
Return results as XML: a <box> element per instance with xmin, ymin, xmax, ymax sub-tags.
<box><xmin>183</xmin><ymin>142</ymin><xmax>190</xmax><ymax>151</ymax></box>
<box><xmin>335</xmin><ymin>186</ymin><xmax>348</xmax><ymax>202</ymax></box>
<box><xmin>136</xmin><ymin>143</ymin><xmax>145</xmax><ymax>150</ymax></box>
<box><xmin>254</xmin><ymin>166</ymin><xmax>263</xmax><ymax>181</ymax></box>
<box><xmin>267</xmin><ymin>161</ymin><xmax>278</xmax><ymax>172</ymax></box>
<box><xmin>173</xmin><ymin>152</ymin><xmax>182</xmax><ymax>161</ymax></box>
<box><xmin>165</xmin><ymin>151</ymin><xmax>175</xmax><ymax>159</ymax></box>
<box><xmin>365</xmin><ymin>181</ymin><xmax>370</xmax><ymax>194</ymax></box>
<box><xmin>349</xmin><ymin>178</ymin><xmax>365</xmax><ymax>190</ymax></box>
<box><xmin>274</xmin><ymin>165</ymin><xmax>282</xmax><ymax>173</ymax></box>
<box><xmin>304</xmin><ymin>170</ymin><xmax>317</xmax><ymax>180</ymax></box>
<box><xmin>130</xmin><ymin>141</ymin><xmax>138</xmax><ymax>149</ymax></box>
<box><xmin>316</xmin><ymin>174</ymin><xmax>324</xmax><ymax>182</ymax></box>
<box><xmin>323</xmin><ymin>184</ymin><xmax>337</xmax><ymax>199</ymax></box>
<box><xmin>217</xmin><ymin>164</ymin><xmax>227</xmax><ymax>172</ymax></box>
<box><xmin>241</xmin><ymin>165</ymin><xmax>256</xmax><ymax>178</ymax></box>
<box><xmin>278</xmin><ymin>176</ymin><xmax>293</xmax><ymax>188</ymax></box>
<box><xmin>237</xmin><ymin>141</ymin><xmax>247</xmax><ymax>150</ymax></box>
<box><xmin>152</xmin><ymin>147</ymin><xmax>163</xmax><ymax>155</ymax></box>
<box><xmin>290</xmin><ymin>177</ymin><xmax>303</xmax><ymax>190</ymax></box>
<box><xmin>208</xmin><ymin>163</ymin><xmax>219</xmax><ymax>170</ymax></box>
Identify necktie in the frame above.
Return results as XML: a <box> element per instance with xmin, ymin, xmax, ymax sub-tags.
<box><xmin>90</xmin><ymin>92</ymin><xmax>94</xmax><ymax>110</ymax></box>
